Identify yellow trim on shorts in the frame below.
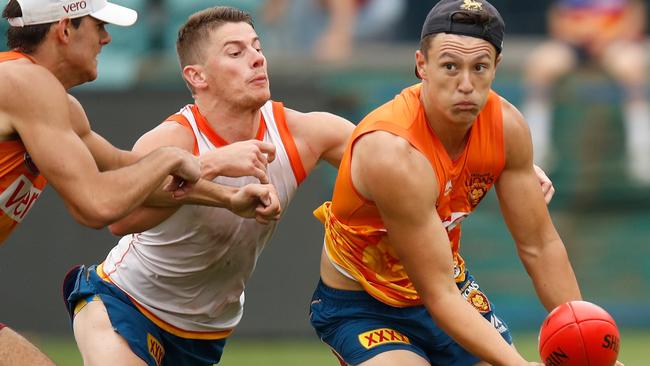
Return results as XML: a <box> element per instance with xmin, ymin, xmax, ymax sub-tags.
<box><xmin>96</xmin><ymin>263</ymin><xmax>233</xmax><ymax>340</ymax></box>
<box><xmin>73</xmin><ymin>295</ymin><xmax>100</xmax><ymax>316</ymax></box>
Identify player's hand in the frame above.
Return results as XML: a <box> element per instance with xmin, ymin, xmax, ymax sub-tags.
<box><xmin>230</xmin><ymin>183</ymin><xmax>282</xmax><ymax>224</ymax></box>
<box><xmin>615</xmin><ymin>360</ymin><xmax>624</xmax><ymax>366</ymax></box>
<box><xmin>533</xmin><ymin>164</ymin><xmax>555</xmax><ymax>204</ymax></box>
<box><xmin>162</xmin><ymin>147</ymin><xmax>201</xmax><ymax>197</ymax></box>
<box><xmin>163</xmin><ymin>176</ymin><xmax>195</xmax><ymax>199</ymax></box>
<box><xmin>200</xmin><ymin>140</ymin><xmax>276</xmax><ymax>183</ymax></box>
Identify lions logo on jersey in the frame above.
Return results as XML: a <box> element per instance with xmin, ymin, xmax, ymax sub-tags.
<box><xmin>466</xmin><ymin>173</ymin><xmax>494</xmax><ymax>207</ymax></box>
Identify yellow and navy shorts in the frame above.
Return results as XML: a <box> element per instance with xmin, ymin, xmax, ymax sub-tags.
<box><xmin>62</xmin><ymin>264</ymin><xmax>227</xmax><ymax>366</ymax></box>
<box><xmin>309</xmin><ymin>272</ymin><xmax>511</xmax><ymax>366</ymax></box>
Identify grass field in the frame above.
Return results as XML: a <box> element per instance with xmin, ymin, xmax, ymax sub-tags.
<box><xmin>35</xmin><ymin>329</ymin><xmax>650</xmax><ymax>365</ymax></box>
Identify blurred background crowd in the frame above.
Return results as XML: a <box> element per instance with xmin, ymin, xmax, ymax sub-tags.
<box><xmin>1</xmin><ymin>0</ymin><xmax>649</xmax><ymax>342</ymax></box>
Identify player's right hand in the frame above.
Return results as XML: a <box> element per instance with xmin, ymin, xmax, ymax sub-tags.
<box><xmin>167</xmin><ymin>146</ymin><xmax>201</xmax><ymax>180</ymax></box>
<box><xmin>230</xmin><ymin>183</ymin><xmax>281</xmax><ymax>224</ymax></box>
<box><xmin>199</xmin><ymin>140</ymin><xmax>276</xmax><ymax>183</ymax></box>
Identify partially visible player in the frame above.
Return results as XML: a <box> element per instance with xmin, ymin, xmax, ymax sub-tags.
<box><xmin>0</xmin><ymin>0</ymin><xmax>279</xmax><ymax>365</ymax></box>
<box><xmin>62</xmin><ymin>5</ymin><xmax>560</xmax><ymax>366</ymax></box>
<box><xmin>310</xmin><ymin>0</ymin><xmax>585</xmax><ymax>364</ymax></box>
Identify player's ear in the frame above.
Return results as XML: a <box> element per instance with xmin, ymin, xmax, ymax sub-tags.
<box><xmin>415</xmin><ymin>50</ymin><xmax>428</xmax><ymax>80</ymax></box>
<box><xmin>182</xmin><ymin>64</ymin><xmax>207</xmax><ymax>90</ymax></box>
<box><xmin>54</xmin><ymin>17</ymin><xmax>72</xmax><ymax>44</ymax></box>
<box><xmin>495</xmin><ymin>53</ymin><xmax>503</xmax><ymax>68</ymax></box>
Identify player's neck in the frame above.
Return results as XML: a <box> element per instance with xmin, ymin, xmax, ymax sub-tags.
<box><xmin>194</xmin><ymin>97</ymin><xmax>261</xmax><ymax>143</ymax></box>
<box><xmin>28</xmin><ymin>46</ymin><xmax>78</xmax><ymax>90</ymax></box>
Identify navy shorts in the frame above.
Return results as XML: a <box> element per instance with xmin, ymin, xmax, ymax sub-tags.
<box><xmin>309</xmin><ymin>272</ymin><xmax>511</xmax><ymax>366</ymax></box>
<box><xmin>62</xmin><ymin>265</ymin><xmax>227</xmax><ymax>366</ymax></box>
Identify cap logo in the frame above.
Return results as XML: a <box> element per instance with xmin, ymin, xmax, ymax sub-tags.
<box><xmin>461</xmin><ymin>0</ymin><xmax>483</xmax><ymax>11</ymax></box>
<box><xmin>63</xmin><ymin>1</ymin><xmax>88</xmax><ymax>14</ymax></box>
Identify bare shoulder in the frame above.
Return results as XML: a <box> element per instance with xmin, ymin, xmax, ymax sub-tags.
<box><xmin>353</xmin><ymin>130</ymin><xmax>437</xmax><ymax>201</ymax></box>
<box><xmin>0</xmin><ymin>62</ymin><xmax>66</xmax><ymax>104</ymax></box>
<box><xmin>284</xmin><ymin>107</ymin><xmax>354</xmax><ymax>137</ymax></box>
<box><xmin>499</xmin><ymin>97</ymin><xmax>531</xmax><ymax>144</ymax></box>
<box><xmin>0</xmin><ymin>62</ymin><xmax>68</xmax><ymax>123</ymax></box>
<box><xmin>133</xmin><ymin>120</ymin><xmax>196</xmax><ymax>154</ymax></box>
<box><xmin>499</xmin><ymin>97</ymin><xmax>533</xmax><ymax>167</ymax></box>
<box><xmin>283</xmin><ymin>106</ymin><xmax>355</xmax><ymax>167</ymax></box>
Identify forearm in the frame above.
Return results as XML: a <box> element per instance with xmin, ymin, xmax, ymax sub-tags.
<box><xmin>144</xmin><ymin>179</ymin><xmax>237</xmax><ymax>208</ymax></box>
<box><xmin>519</xmin><ymin>238</ymin><xmax>582</xmax><ymax>310</ymax></box>
<box><xmin>114</xmin><ymin>149</ymin><xmax>142</xmax><ymax>169</ymax></box>
<box><xmin>74</xmin><ymin>148</ymin><xmax>183</xmax><ymax>226</ymax></box>
<box><xmin>425</xmin><ymin>290</ymin><xmax>526</xmax><ymax>365</ymax></box>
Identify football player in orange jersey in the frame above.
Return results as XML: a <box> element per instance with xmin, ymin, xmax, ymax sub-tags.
<box><xmin>61</xmin><ymin>5</ymin><xmax>559</xmax><ymax>366</ymax></box>
<box><xmin>0</xmin><ymin>1</ymin><xmax>281</xmax><ymax>365</ymax></box>
<box><xmin>309</xmin><ymin>0</ymin><xmax>597</xmax><ymax>365</ymax></box>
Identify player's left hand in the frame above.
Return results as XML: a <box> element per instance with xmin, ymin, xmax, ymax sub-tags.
<box><xmin>615</xmin><ymin>360</ymin><xmax>624</xmax><ymax>366</ymax></box>
<box><xmin>533</xmin><ymin>164</ymin><xmax>555</xmax><ymax>204</ymax></box>
<box><xmin>230</xmin><ymin>183</ymin><xmax>282</xmax><ymax>224</ymax></box>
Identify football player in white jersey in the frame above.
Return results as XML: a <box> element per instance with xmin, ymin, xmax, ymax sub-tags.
<box><xmin>64</xmin><ymin>6</ymin><xmax>557</xmax><ymax>366</ymax></box>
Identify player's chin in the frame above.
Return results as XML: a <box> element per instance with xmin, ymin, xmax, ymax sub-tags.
<box><xmin>85</xmin><ymin>69</ymin><xmax>99</xmax><ymax>83</ymax></box>
<box><xmin>251</xmin><ymin>86</ymin><xmax>270</xmax><ymax>99</ymax></box>
<box><xmin>450</xmin><ymin>110</ymin><xmax>479</xmax><ymax>123</ymax></box>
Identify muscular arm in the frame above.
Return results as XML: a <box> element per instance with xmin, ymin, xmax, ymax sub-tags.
<box><xmin>67</xmin><ymin>95</ymin><xmax>139</xmax><ymax>171</ymax></box>
<box><xmin>284</xmin><ymin>108</ymin><xmax>354</xmax><ymax>171</ymax></box>
<box><xmin>3</xmin><ymin>65</ymin><xmax>197</xmax><ymax>229</ymax></box>
<box><xmin>495</xmin><ymin>100</ymin><xmax>581</xmax><ymax>311</ymax></box>
<box><xmin>108</xmin><ymin>123</ymin><xmax>281</xmax><ymax>235</ymax></box>
<box><xmin>351</xmin><ymin>131</ymin><xmax>527</xmax><ymax>365</ymax></box>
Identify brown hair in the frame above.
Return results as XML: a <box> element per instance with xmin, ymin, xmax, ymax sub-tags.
<box><xmin>3</xmin><ymin>0</ymin><xmax>82</xmax><ymax>53</ymax></box>
<box><xmin>176</xmin><ymin>6</ymin><xmax>254</xmax><ymax>68</ymax></box>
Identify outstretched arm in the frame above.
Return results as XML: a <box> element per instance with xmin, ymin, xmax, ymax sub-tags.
<box><xmin>351</xmin><ymin>131</ymin><xmax>531</xmax><ymax>365</ymax></box>
<box><xmin>108</xmin><ymin>123</ymin><xmax>281</xmax><ymax>236</ymax></box>
<box><xmin>496</xmin><ymin>99</ymin><xmax>581</xmax><ymax>311</ymax></box>
<box><xmin>4</xmin><ymin>64</ymin><xmax>199</xmax><ymax>229</ymax></box>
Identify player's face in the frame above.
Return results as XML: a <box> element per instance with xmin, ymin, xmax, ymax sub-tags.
<box><xmin>203</xmin><ymin>22</ymin><xmax>270</xmax><ymax>109</ymax></box>
<box><xmin>417</xmin><ymin>33</ymin><xmax>499</xmax><ymax>125</ymax></box>
<box><xmin>65</xmin><ymin>16</ymin><xmax>112</xmax><ymax>86</ymax></box>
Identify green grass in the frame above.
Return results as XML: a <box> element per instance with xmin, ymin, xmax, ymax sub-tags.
<box><xmin>35</xmin><ymin>329</ymin><xmax>650</xmax><ymax>365</ymax></box>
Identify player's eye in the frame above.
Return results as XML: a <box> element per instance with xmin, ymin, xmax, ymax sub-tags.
<box><xmin>443</xmin><ymin>63</ymin><xmax>456</xmax><ymax>71</ymax></box>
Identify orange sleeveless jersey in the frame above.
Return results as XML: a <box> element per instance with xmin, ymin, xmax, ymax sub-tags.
<box><xmin>314</xmin><ymin>84</ymin><xmax>505</xmax><ymax>307</ymax></box>
<box><xmin>0</xmin><ymin>51</ymin><xmax>47</xmax><ymax>244</ymax></box>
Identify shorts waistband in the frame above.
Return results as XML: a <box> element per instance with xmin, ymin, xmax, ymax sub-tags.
<box><xmin>316</xmin><ymin>279</ymin><xmax>377</xmax><ymax>302</ymax></box>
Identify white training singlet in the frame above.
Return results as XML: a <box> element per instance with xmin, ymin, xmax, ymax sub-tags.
<box><xmin>101</xmin><ymin>101</ymin><xmax>305</xmax><ymax>336</ymax></box>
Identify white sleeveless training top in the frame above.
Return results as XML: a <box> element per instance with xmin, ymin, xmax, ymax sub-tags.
<box><xmin>101</xmin><ymin>101</ymin><xmax>305</xmax><ymax>337</ymax></box>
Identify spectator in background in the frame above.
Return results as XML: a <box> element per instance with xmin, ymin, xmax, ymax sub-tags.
<box><xmin>521</xmin><ymin>0</ymin><xmax>650</xmax><ymax>184</ymax></box>
<box><xmin>260</xmin><ymin>0</ymin><xmax>406</xmax><ymax>62</ymax></box>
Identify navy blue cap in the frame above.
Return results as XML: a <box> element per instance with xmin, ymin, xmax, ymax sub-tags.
<box><xmin>416</xmin><ymin>0</ymin><xmax>505</xmax><ymax>78</ymax></box>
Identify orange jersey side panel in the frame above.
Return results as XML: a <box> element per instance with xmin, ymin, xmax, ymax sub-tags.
<box><xmin>315</xmin><ymin>84</ymin><xmax>505</xmax><ymax>307</ymax></box>
<box><xmin>0</xmin><ymin>141</ymin><xmax>47</xmax><ymax>244</ymax></box>
<box><xmin>0</xmin><ymin>52</ymin><xmax>46</xmax><ymax>244</ymax></box>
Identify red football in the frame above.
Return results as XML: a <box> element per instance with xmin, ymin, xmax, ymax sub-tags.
<box><xmin>539</xmin><ymin>301</ymin><xmax>620</xmax><ymax>366</ymax></box>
